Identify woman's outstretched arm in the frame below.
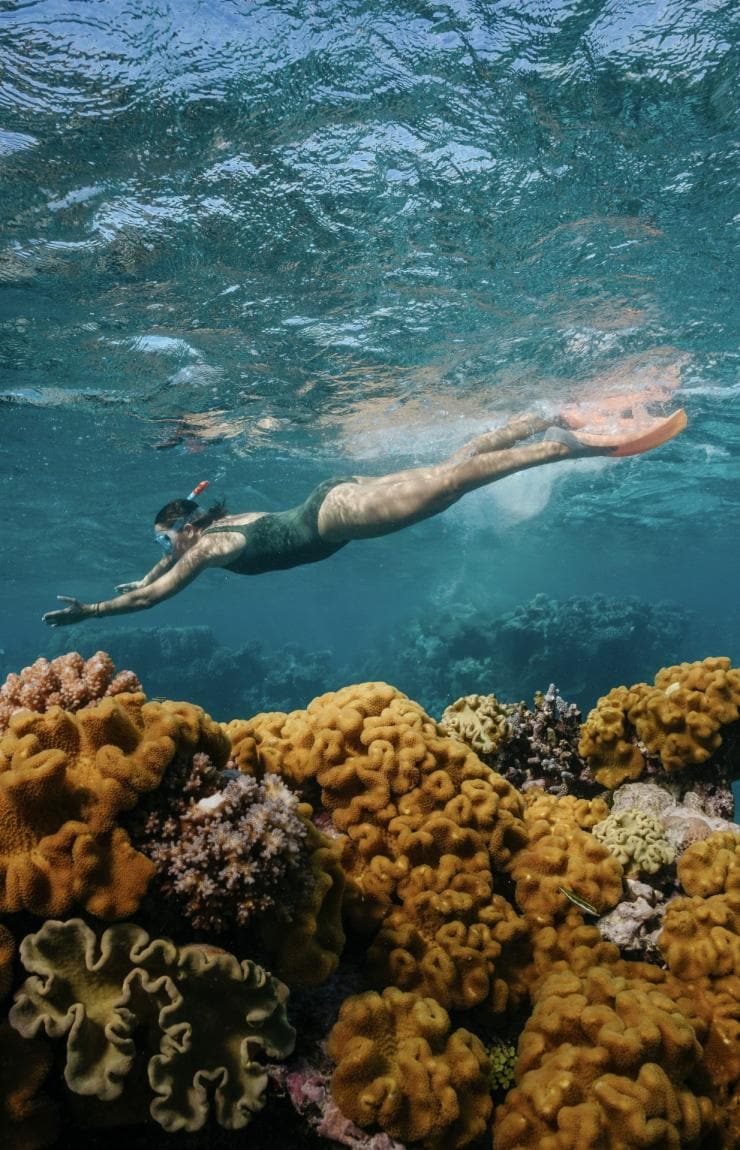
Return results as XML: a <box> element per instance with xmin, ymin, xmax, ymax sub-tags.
<box><xmin>42</xmin><ymin>546</ymin><xmax>210</xmax><ymax>627</ymax></box>
<box><xmin>114</xmin><ymin>554</ymin><xmax>174</xmax><ymax>594</ymax></box>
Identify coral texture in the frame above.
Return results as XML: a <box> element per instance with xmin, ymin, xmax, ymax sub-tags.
<box><xmin>493</xmin><ymin>686</ymin><xmax>597</xmax><ymax>797</ymax></box>
<box><xmin>494</xmin><ymin>963</ymin><xmax>716</xmax><ymax>1148</ymax></box>
<box><xmin>510</xmin><ymin>818</ymin><xmax>623</xmax><ymax>925</ymax></box>
<box><xmin>9</xmin><ymin>917</ymin><xmax>295</xmax><ymax>1132</ymax></box>
<box><xmin>676</xmin><ymin>828</ymin><xmax>740</xmax><ymax>897</ymax></box>
<box><xmin>366</xmin><ymin>851</ymin><xmax>527</xmax><ymax>1012</ymax></box>
<box><xmin>591</xmin><ymin>807</ymin><xmax>675</xmax><ymax>876</ymax></box>
<box><xmin>130</xmin><ymin>751</ymin><xmax>314</xmax><ymax>932</ymax></box>
<box><xmin>0</xmin><ymin>922</ymin><xmax>14</xmax><ymax>1001</ymax></box>
<box><xmin>0</xmin><ymin>693</ymin><xmax>228</xmax><ymax>918</ymax></box>
<box><xmin>231</xmin><ymin>683</ymin><xmax>527</xmax><ymax>931</ymax></box>
<box><xmin>328</xmin><ymin>986</ymin><xmax>491</xmax><ymax>1149</ymax></box>
<box><xmin>0</xmin><ymin>651</ymin><xmax>140</xmax><ymax>733</ymax></box>
<box><xmin>579</xmin><ymin>657</ymin><xmax>740</xmax><ymax>786</ymax></box>
<box><xmin>438</xmin><ymin>693</ymin><xmax>512</xmax><ymax>758</ymax></box>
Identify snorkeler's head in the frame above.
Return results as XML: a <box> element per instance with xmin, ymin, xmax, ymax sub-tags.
<box><xmin>153</xmin><ymin>497</ymin><xmax>227</xmax><ymax>556</ymax></box>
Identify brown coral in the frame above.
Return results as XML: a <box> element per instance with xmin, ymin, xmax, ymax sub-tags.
<box><xmin>366</xmin><ymin>852</ymin><xmax>527</xmax><ymax>1012</ymax></box>
<box><xmin>227</xmin><ymin>684</ymin><xmax>526</xmax><ymax>932</ymax></box>
<box><xmin>494</xmin><ymin>963</ymin><xmax>716</xmax><ymax>1149</ymax></box>
<box><xmin>0</xmin><ymin>1020</ymin><xmax>58</xmax><ymax>1150</ymax></box>
<box><xmin>658</xmin><ymin>892</ymin><xmax>739</xmax><ymax>981</ymax></box>
<box><xmin>0</xmin><ymin>694</ymin><xmax>228</xmax><ymax>918</ymax></box>
<box><xmin>509</xmin><ymin>822</ymin><xmax>623</xmax><ymax>925</ymax></box>
<box><xmin>579</xmin><ymin>657</ymin><xmax>740</xmax><ymax>786</ymax></box>
<box><xmin>328</xmin><ymin>986</ymin><xmax>491</xmax><ymax>1149</ymax></box>
<box><xmin>677</xmin><ymin>828</ymin><xmax>740</xmax><ymax>898</ymax></box>
<box><xmin>0</xmin><ymin>651</ymin><xmax>140</xmax><ymax>733</ymax></box>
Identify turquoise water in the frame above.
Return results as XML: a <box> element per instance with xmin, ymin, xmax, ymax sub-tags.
<box><xmin>1</xmin><ymin>0</ymin><xmax>738</xmax><ymax>718</ymax></box>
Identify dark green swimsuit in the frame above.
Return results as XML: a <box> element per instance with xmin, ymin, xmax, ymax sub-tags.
<box><xmin>202</xmin><ymin>476</ymin><xmax>356</xmax><ymax>575</ymax></box>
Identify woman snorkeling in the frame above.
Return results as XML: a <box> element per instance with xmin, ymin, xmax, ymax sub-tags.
<box><xmin>42</xmin><ymin>404</ymin><xmax>687</xmax><ymax>627</ymax></box>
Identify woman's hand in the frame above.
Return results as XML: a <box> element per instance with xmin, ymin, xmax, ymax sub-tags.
<box><xmin>42</xmin><ymin>596</ymin><xmax>95</xmax><ymax>627</ymax></box>
<box><xmin>114</xmin><ymin>579</ymin><xmax>143</xmax><ymax>593</ymax></box>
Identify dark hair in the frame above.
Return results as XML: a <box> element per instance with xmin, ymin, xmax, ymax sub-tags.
<box><xmin>154</xmin><ymin>498</ymin><xmax>227</xmax><ymax>530</ymax></box>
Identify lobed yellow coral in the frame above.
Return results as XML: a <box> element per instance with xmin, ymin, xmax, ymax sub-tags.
<box><xmin>0</xmin><ymin>694</ymin><xmax>228</xmax><ymax>919</ymax></box>
<box><xmin>328</xmin><ymin>986</ymin><xmax>491</xmax><ymax>1149</ymax></box>
<box><xmin>591</xmin><ymin>808</ymin><xmax>675</xmax><ymax>876</ymax></box>
<box><xmin>659</xmin><ymin>892</ymin><xmax>739</xmax><ymax>981</ymax></box>
<box><xmin>579</xmin><ymin>657</ymin><xmax>740</xmax><ymax>785</ymax></box>
<box><xmin>577</xmin><ymin>685</ymin><xmax>647</xmax><ymax>788</ymax></box>
<box><xmin>494</xmin><ymin>963</ymin><xmax>716</xmax><ymax>1148</ymax></box>
<box><xmin>677</xmin><ymin>828</ymin><xmax>740</xmax><ymax>898</ymax></box>
<box><xmin>9</xmin><ymin>917</ymin><xmax>295</xmax><ymax>1132</ymax></box>
<box><xmin>522</xmin><ymin>790</ymin><xmax>611</xmax><ymax>833</ymax></box>
<box><xmin>366</xmin><ymin>852</ymin><xmax>527</xmax><ymax>1012</ymax></box>
<box><xmin>509</xmin><ymin>823</ymin><xmax>623</xmax><ymax>925</ymax></box>
<box><xmin>228</xmin><ymin>684</ymin><xmax>526</xmax><ymax>932</ymax></box>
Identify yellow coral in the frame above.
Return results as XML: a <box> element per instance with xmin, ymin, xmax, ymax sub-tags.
<box><xmin>256</xmin><ymin>813</ymin><xmax>346</xmax><ymax>986</ymax></box>
<box><xmin>0</xmin><ymin>694</ymin><xmax>228</xmax><ymax>918</ymax></box>
<box><xmin>494</xmin><ymin>964</ymin><xmax>716</xmax><ymax>1149</ymax></box>
<box><xmin>328</xmin><ymin>986</ymin><xmax>491</xmax><ymax>1149</ymax></box>
<box><xmin>577</xmin><ymin>685</ymin><xmax>647</xmax><ymax>788</ymax></box>
<box><xmin>509</xmin><ymin>824</ymin><xmax>623</xmax><ymax>925</ymax></box>
<box><xmin>522</xmin><ymin>791</ymin><xmax>611</xmax><ymax>833</ymax></box>
<box><xmin>677</xmin><ymin>829</ymin><xmax>740</xmax><ymax>898</ymax></box>
<box><xmin>367</xmin><ymin>852</ymin><xmax>527</xmax><ymax>1012</ymax></box>
<box><xmin>659</xmin><ymin>892</ymin><xmax>739</xmax><ymax>980</ymax></box>
<box><xmin>579</xmin><ymin>657</ymin><xmax>740</xmax><ymax>784</ymax></box>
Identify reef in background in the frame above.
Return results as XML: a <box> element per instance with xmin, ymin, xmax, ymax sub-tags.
<box><xmin>0</xmin><ymin>650</ymin><xmax>737</xmax><ymax>1150</ymax></box>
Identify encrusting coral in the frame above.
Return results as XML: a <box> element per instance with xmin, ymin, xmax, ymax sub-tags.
<box><xmin>591</xmin><ymin>807</ymin><xmax>675</xmax><ymax>876</ymax></box>
<box><xmin>0</xmin><ymin>652</ymin><xmax>140</xmax><ymax>734</ymax></box>
<box><xmin>9</xmin><ymin>917</ymin><xmax>296</xmax><ymax>1132</ymax></box>
<box><xmin>0</xmin><ymin>1019</ymin><xmax>58</xmax><ymax>1150</ymax></box>
<box><xmin>0</xmin><ymin>693</ymin><xmax>228</xmax><ymax>919</ymax></box>
<box><xmin>579</xmin><ymin>656</ymin><xmax>740</xmax><ymax>786</ymax></box>
<box><xmin>494</xmin><ymin>962</ymin><xmax>717</xmax><ymax>1148</ymax></box>
<box><xmin>327</xmin><ymin>986</ymin><xmax>491</xmax><ymax>1149</ymax></box>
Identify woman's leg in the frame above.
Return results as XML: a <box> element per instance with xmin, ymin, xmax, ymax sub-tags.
<box><xmin>317</xmin><ymin>415</ymin><xmax>581</xmax><ymax>542</ymax></box>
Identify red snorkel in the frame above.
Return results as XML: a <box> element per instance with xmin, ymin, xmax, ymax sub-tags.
<box><xmin>188</xmin><ymin>480</ymin><xmax>209</xmax><ymax>500</ymax></box>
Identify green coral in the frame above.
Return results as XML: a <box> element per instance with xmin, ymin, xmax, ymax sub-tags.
<box><xmin>488</xmin><ymin>1039</ymin><xmax>517</xmax><ymax>1093</ymax></box>
<box><xmin>591</xmin><ymin>808</ymin><xmax>675</xmax><ymax>876</ymax></box>
<box><xmin>438</xmin><ymin>693</ymin><xmax>513</xmax><ymax>758</ymax></box>
<box><xmin>8</xmin><ymin>918</ymin><xmax>295</xmax><ymax>1132</ymax></box>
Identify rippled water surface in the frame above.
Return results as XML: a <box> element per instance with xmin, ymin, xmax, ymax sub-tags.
<box><xmin>1</xmin><ymin>1</ymin><xmax>738</xmax><ymax>705</ymax></box>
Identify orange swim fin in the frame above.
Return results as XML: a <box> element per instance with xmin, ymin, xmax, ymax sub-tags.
<box><xmin>569</xmin><ymin>408</ymin><xmax>688</xmax><ymax>457</ymax></box>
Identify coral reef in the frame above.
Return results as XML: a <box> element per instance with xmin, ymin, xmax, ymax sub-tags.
<box><xmin>0</xmin><ymin>651</ymin><xmax>141</xmax><ymax>734</ymax></box>
<box><xmin>1</xmin><ymin>650</ymin><xmax>735</xmax><ymax>1149</ymax></box>
<box><xmin>0</xmin><ymin>693</ymin><xmax>227</xmax><ymax>918</ymax></box>
<box><xmin>362</xmin><ymin>594</ymin><xmax>691</xmax><ymax>716</ymax></box>
<box><xmin>610</xmin><ymin>780</ymin><xmax>737</xmax><ymax>856</ymax></box>
<box><xmin>591</xmin><ymin>807</ymin><xmax>675</xmax><ymax>876</ymax></box>
<box><xmin>579</xmin><ymin>656</ymin><xmax>740</xmax><ymax>787</ymax></box>
<box><xmin>9</xmin><ymin>917</ymin><xmax>295</xmax><ymax>1132</ymax></box>
<box><xmin>494</xmin><ymin>963</ymin><xmax>717</xmax><ymax>1148</ymax></box>
<box><xmin>327</xmin><ymin>987</ymin><xmax>491</xmax><ymax>1149</ymax></box>
<box><xmin>129</xmin><ymin>750</ymin><xmax>314</xmax><ymax>933</ymax></box>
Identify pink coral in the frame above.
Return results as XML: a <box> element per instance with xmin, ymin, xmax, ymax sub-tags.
<box><xmin>0</xmin><ymin>652</ymin><xmax>140</xmax><ymax>732</ymax></box>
